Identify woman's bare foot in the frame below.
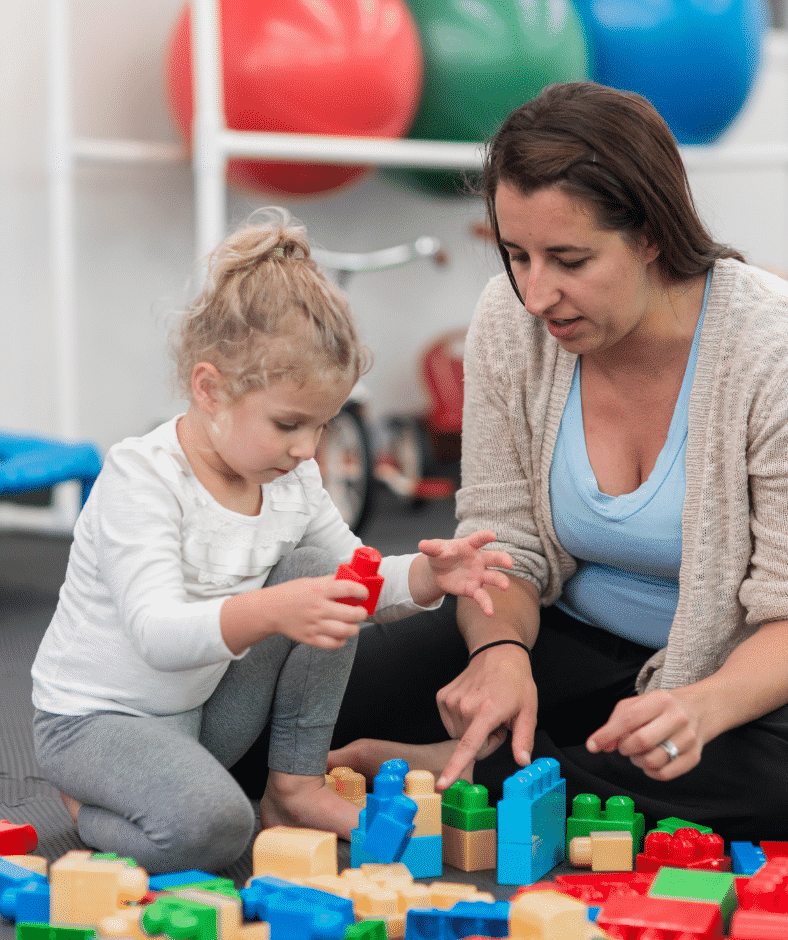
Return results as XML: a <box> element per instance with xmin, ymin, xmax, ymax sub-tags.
<box><xmin>259</xmin><ymin>770</ymin><xmax>361</xmax><ymax>842</ymax></box>
<box><xmin>327</xmin><ymin>731</ymin><xmax>507</xmax><ymax>792</ymax></box>
<box><xmin>60</xmin><ymin>791</ymin><xmax>82</xmax><ymax>826</ymax></box>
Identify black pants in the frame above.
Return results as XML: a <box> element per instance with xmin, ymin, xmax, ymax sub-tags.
<box><xmin>330</xmin><ymin>598</ymin><xmax>788</xmax><ymax>842</ymax></box>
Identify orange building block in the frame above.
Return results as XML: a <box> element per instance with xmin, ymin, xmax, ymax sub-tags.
<box><xmin>50</xmin><ymin>850</ymin><xmax>148</xmax><ymax>926</ymax></box>
<box><xmin>442</xmin><ymin>824</ymin><xmax>496</xmax><ymax>872</ymax></box>
<box><xmin>404</xmin><ymin>770</ymin><xmax>442</xmax><ymax>838</ymax></box>
<box><xmin>326</xmin><ymin>766</ymin><xmax>367</xmax><ymax>806</ymax></box>
<box><xmin>509</xmin><ymin>889</ymin><xmax>604</xmax><ymax>939</ymax></box>
<box><xmin>569</xmin><ymin>831</ymin><xmax>634</xmax><ymax>872</ymax></box>
<box><xmin>252</xmin><ymin>825</ymin><xmax>338</xmax><ymax>879</ymax></box>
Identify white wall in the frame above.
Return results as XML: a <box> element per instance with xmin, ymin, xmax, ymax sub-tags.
<box><xmin>3</xmin><ymin>3</ymin><xmax>788</xmax><ymax>455</ymax></box>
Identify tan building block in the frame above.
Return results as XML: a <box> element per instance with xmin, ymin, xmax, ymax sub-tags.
<box><xmin>98</xmin><ymin>907</ymin><xmax>149</xmax><ymax>940</ymax></box>
<box><xmin>2</xmin><ymin>855</ymin><xmax>48</xmax><ymax>876</ymax></box>
<box><xmin>509</xmin><ymin>889</ymin><xmax>605</xmax><ymax>939</ymax></box>
<box><xmin>326</xmin><ymin>767</ymin><xmax>367</xmax><ymax>805</ymax></box>
<box><xmin>234</xmin><ymin>924</ymin><xmax>270</xmax><ymax>940</ymax></box>
<box><xmin>252</xmin><ymin>825</ymin><xmax>337</xmax><ymax>879</ymax></box>
<box><xmin>358</xmin><ymin>862</ymin><xmax>414</xmax><ymax>887</ymax></box>
<box><xmin>404</xmin><ymin>770</ymin><xmax>442</xmax><ymax>837</ymax></box>
<box><xmin>441</xmin><ymin>823</ymin><xmax>496</xmax><ymax>872</ymax></box>
<box><xmin>50</xmin><ymin>850</ymin><xmax>148</xmax><ymax>926</ymax></box>
<box><xmin>569</xmin><ymin>830</ymin><xmax>634</xmax><ymax>872</ymax></box>
<box><xmin>427</xmin><ymin>881</ymin><xmax>494</xmax><ymax>907</ymax></box>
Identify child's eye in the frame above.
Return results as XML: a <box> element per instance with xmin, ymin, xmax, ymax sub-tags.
<box><xmin>276</xmin><ymin>421</ymin><xmax>298</xmax><ymax>431</ymax></box>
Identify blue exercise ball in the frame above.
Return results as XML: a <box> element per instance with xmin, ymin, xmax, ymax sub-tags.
<box><xmin>573</xmin><ymin>0</ymin><xmax>769</xmax><ymax>144</ymax></box>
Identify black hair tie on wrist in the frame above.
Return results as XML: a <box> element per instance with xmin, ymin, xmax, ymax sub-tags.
<box><xmin>468</xmin><ymin>639</ymin><xmax>532</xmax><ymax>663</ymax></box>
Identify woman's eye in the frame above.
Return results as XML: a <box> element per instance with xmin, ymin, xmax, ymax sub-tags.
<box><xmin>276</xmin><ymin>422</ymin><xmax>297</xmax><ymax>431</ymax></box>
<box><xmin>559</xmin><ymin>257</ymin><xmax>588</xmax><ymax>269</ymax></box>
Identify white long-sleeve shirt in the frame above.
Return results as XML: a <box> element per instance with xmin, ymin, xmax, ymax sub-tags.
<box><xmin>32</xmin><ymin>417</ymin><xmax>429</xmax><ymax>717</ymax></box>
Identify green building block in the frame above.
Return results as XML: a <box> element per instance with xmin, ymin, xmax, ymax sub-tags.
<box><xmin>175</xmin><ymin>878</ymin><xmax>240</xmax><ymax>900</ymax></box>
<box><xmin>649</xmin><ymin>866</ymin><xmax>737</xmax><ymax>930</ymax></box>
<box><xmin>650</xmin><ymin>817</ymin><xmax>713</xmax><ymax>836</ymax></box>
<box><xmin>441</xmin><ymin>780</ymin><xmax>497</xmax><ymax>831</ymax></box>
<box><xmin>566</xmin><ymin>793</ymin><xmax>645</xmax><ymax>861</ymax></box>
<box><xmin>91</xmin><ymin>853</ymin><xmax>138</xmax><ymax>866</ymax></box>
<box><xmin>17</xmin><ymin>929</ymin><xmax>95</xmax><ymax>940</ymax></box>
<box><xmin>344</xmin><ymin>922</ymin><xmax>387</xmax><ymax>939</ymax></box>
<box><xmin>142</xmin><ymin>896</ymin><xmax>218</xmax><ymax>940</ymax></box>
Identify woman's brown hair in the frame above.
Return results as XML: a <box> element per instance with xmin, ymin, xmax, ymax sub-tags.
<box><xmin>482</xmin><ymin>82</ymin><xmax>745</xmax><ymax>299</ymax></box>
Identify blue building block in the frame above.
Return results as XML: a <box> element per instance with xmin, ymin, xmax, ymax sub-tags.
<box><xmin>351</xmin><ymin>765</ymin><xmax>417</xmax><ymax>864</ymax></box>
<box><xmin>404</xmin><ymin>900</ymin><xmax>510</xmax><ymax>939</ymax></box>
<box><xmin>0</xmin><ymin>859</ymin><xmax>47</xmax><ymax>896</ymax></box>
<box><xmin>148</xmin><ymin>870</ymin><xmax>215</xmax><ymax>891</ymax></box>
<box><xmin>730</xmin><ymin>841</ymin><xmax>767</xmax><ymax>875</ymax></box>
<box><xmin>363</xmin><ymin>794</ymin><xmax>417</xmax><ymax>864</ymax></box>
<box><xmin>0</xmin><ymin>877</ymin><xmax>50</xmax><ymax>923</ymax></box>
<box><xmin>399</xmin><ymin>834</ymin><xmax>442</xmax><ymax>879</ymax></box>
<box><xmin>264</xmin><ymin>894</ymin><xmax>347</xmax><ymax>940</ymax></box>
<box><xmin>240</xmin><ymin>875</ymin><xmax>354</xmax><ymax>940</ymax></box>
<box><xmin>497</xmin><ymin>757</ymin><xmax>566</xmax><ymax>886</ymax></box>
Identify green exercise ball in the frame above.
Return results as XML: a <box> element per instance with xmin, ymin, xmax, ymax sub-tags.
<box><xmin>400</xmin><ymin>0</ymin><xmax>589</xmax><ymax>194</ymax></box>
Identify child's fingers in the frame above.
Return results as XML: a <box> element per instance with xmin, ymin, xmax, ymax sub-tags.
<box><xmin>325</xmin><ymin>577</ymin><xmax>370</xmax><ymax>602</ymax></box>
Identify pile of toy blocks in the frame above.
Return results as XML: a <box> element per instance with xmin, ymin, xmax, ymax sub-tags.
<box><xmin>4</xmin><ymin>753</ymin><xmax>788</xmax><ymax>940</ymax></box>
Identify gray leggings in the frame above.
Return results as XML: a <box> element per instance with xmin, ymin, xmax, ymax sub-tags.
<box><xmin>33</xmin><ymin>547</ymin><xmax>358</xmax><ymax>873</ymax></box>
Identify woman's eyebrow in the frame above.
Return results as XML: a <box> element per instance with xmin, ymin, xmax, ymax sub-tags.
<box><xmin>500</xmin><ymin>238</ymin><xmax>592</xmax><ymax>253</ymax></box>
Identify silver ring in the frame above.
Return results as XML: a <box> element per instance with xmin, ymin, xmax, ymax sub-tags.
<box><xmin>658</xmin><ymin>739</ymin><xmax>680</xmax><ymax>762</ymax></box>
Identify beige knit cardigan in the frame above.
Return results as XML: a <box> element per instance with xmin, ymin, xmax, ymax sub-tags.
<box><xmin>455</xmin><ymin>259</ymin><xmax>788</xmax><ymax>693</ymax></box>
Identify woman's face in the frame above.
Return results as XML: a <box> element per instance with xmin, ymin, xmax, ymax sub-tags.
<box><xmin>494</xmin><ymin>182</ymin><xmax>661</xmax><ymax>356</ymax></box>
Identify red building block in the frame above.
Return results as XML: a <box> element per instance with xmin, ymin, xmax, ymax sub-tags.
<box><xmin>596</xmin><ymin>895</ymin><xmax>724</xmax><ymax>938</ymax></box>
<box><xmin>730</xmin><ymin>909</ymin><xmax>788</xmax><ymax>938</ymax></box>
<box><xmin>543</xmin><ymin>872</ymin><xmax>656</xmax><ymax>906</ymax></box>
<box><xmin>0</xmin><ymin>821</ymin><xmax>38</xmax><ymax>855</ymax></box>
<box><xmin>636</xmin><ymin>828</ymin><xmax>731</xmax><ymax>873</ymax></box>
<box><xmin>335</xmin><ymin>547</ymin><xmax>384</xmax><ymax>616</ymax></box>
<box><xmin>763</xmin><ymin>843</ymin><xmax>788</xmax><ymax>861</ymax></box>
<box><xmin>737</xmin><ymin>857</ymin><xmax>788</xmax><ymax>913</ymax></box>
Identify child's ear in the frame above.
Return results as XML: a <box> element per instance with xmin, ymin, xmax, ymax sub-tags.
<box><xmin>191</xmin><ymin>362</ymin><xmax>225</xmax><ymax>413</ymax></box>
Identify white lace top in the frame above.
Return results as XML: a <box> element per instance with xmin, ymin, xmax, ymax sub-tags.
<box><xmin>32</xmin><ymin>417</ymin><xmax>427</xmax><ymax>717</ymax></box>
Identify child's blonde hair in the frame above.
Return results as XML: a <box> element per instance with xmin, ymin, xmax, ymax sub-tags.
<box><xmin>173</xmin><ymin>208</ymin><xmax>371</xmax><ymax>402</ymax></box>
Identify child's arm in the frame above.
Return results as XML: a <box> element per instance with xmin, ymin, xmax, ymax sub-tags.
<box><xmin>220</xmin><ymin>576</ymin><xmax>370</xmax><ymax>656</ymax></box>
<box><xmin>407</xmin><ymin>529</ymin><xmax>513</xmax><ymax>614</ymax></box>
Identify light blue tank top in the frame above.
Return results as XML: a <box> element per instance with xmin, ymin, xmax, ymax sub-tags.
<box><xmin>549</xmin><ymin>271</ymin><xmax>711</xmax><ymax>649</ymax></box>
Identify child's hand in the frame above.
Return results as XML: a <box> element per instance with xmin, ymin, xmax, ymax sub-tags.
<box><xmin>261</xmin><ymin>576</ymin><xmax>369</xmax><ymax>649</ymax></box>
<box><xmin>416</xmin><ymin>530</ymin><xmax>512</xmax><ymax>615</ymax></box>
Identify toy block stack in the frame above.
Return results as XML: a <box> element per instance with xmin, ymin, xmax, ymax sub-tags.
<box><xmin>566</xmin><ymin>793</ymin><xmax>645</xmax><ymax>870</ymax></box>
<box><xmin>441</xmin><ymin>780</ymin><xmax>496</xmax><ymax>873</ymax></box>
<box><xmin>636</xmin><ymin>827</ymin><xmax>731</xmax><ymax>873</ymax></box>
<box><xmin>351</xmin><ymin>761</ymin><xmax>417</xmax><ymax>869</ymax></box>
<box><xmin>496</xmin><ymin>758</ymin><xmax>566</xmax><ymax>886</ymax></box>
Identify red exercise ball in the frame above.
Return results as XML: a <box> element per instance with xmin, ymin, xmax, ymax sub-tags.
<box><xmin>165</xmin><ymin>0</ymin><xmax>423</xmax><ymax>196</ymax></box>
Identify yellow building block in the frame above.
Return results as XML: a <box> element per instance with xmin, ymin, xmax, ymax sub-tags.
<box><xmin>252</xmin><ymin>825</ymin><xmax>338</xmax><ymax>879</ymax></box>
<box><xmin>50</xmin><ymin>850</ymin><xmax>148</xmax><ymax>926</ymax></box>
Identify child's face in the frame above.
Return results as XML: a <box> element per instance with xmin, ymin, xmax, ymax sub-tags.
<box><xmin>209</xmin><ymin>374</ymin><xmax>354</xmax><ymax>487</ymax></box>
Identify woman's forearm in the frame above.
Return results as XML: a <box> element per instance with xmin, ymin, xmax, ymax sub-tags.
<box><xmin>678</xmin><ymin>619</ymin><xmax>788</xmax><ymax>742</ymax></box>
<box><xmin>456</xmin><ymin>572</ymin><xmax>541</xmax><ymax>652</ymax></box>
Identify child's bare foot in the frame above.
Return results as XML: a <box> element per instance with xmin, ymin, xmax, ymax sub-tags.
<box><xmin>259</xmin><ymin>770</ymin><xmax>361</xmax><ymax>842</ymax></box>
<box><xmin>327</xmin><ymin>734</ymin><xmax>505</xmax><ymax>791</ymax></box>
<box><xmin>60</xmin><ymin>791</ymin><xmax>82</xmax><ymax>826</ymax></box>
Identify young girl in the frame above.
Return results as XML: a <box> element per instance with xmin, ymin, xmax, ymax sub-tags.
<box><xmin>30</xmin><ymin>209</ymin><xmax>512</xmax><ymax>875</ymax></box>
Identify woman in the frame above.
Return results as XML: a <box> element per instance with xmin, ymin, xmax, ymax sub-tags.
<box><xmin>330</xmin><ymin>82</ymin><xmax>788</xmax><ymax>839</ymax></box>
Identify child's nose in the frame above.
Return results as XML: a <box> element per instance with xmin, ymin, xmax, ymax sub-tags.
<box><xmin>289</xmin><ymin>428</ymin><xmax>320</xmax><ymax>460</ymax></box>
